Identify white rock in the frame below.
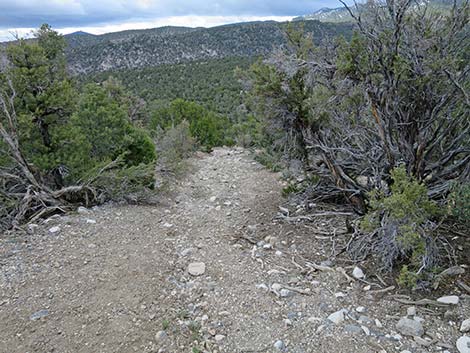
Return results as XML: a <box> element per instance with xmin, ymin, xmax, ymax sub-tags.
<box><xmin>162</xmin><ymin>222</ymin><xmax>173</xmax><ymax>228</ymax></box>
<box><xmin>48</xmin><ymin>226</ymin><xmax>60</xmax><ymax>234</ymax></box>
<box><xmin>280</xmin><ymin>289</ymin><xmax>292</xmax><ymax>298</ymax></box>
<box><xmin>209</xmin><ymin>196</ymin><xmax>217</xmax><ymax>203</ymax></box>
<box><xmin>215</xmin><ymin>334</ymin><xmax>225</xmax><ymax>342</ymax></box>
<box><xmin>356</xmin><ymin>306</ymin><xmax>366</xmax><ymax>313</ymax></box>
<box><xmin>407</xmin><ymin>306</ymin><xmax>416</xmax><ymax>317</ymax></box>
<box><xmin>155</xmin><ymin>330</ymin><xmax>167</xmax><ymax>341</ymax></box>
<box><xmin>77</xmin><ymin>206</ymin><xmax>89</xmax><ymax>214</ymax></box>
<box><xmin>335</xmin><ymin>292</ymin><xmax>347</xmax><ymax>298</ymax></box>
<box><xmin>274</xmin><ymin>340</ymin><xmax>286</xmax><ymax>351</ymax></box>
<box><xmin>256</xmin><ymin>283</ymin><xmax>269</xmax><ymax>291</ymax></box>
<box><xmin>457</xmin><ymin>336</ymin><xmax>470</xmax><ymax>353</ymax></box>
<box><xmin>461</xmin><ymin>319</ymin><xmax>470</xmax><ymax>333</ymax></box>
<box><xmin>375</xmin><ymin>319</ymin><xmax>383</xmax><ymax>328</ymax></box>
<box><xmin>188</xmin><ymin>262</ymin><xmax>206</xmax><ymax>276</ymax></box>
<box><xmin>271</xmin><ymin>283</ymin><xmax>282</xmax><ymax>291</ymax></box>
<box><xmin>396</xmin><ymin>317</ymin><xmax>424</xmax><ymax>337</ymax></box>
<box><xmin>328</xmin><ymin>309</ymin><xmax>346</xmax><ymax>325</ymax></box>
<box><xmin>85</xmin><ymin>218</ymin><xmax>96</xmax><ymax>224</ymax></box>
<box><xmin>352</xmin><ymin>266</ymin><xmax>365</xmax><ymax>279</ymax></box>
<box><xmin>275</xmin><ymin>250</ymin><xmax>283</xmax><ymax>257</ymax></box>
<box><xmin>437</xmin><ymin>295</ymin><xmax>460</xmax><ymax>305</ymax></box>
<box><xmin>283</xmin><ymin>319</ymin><xmax>292</xmax><ymax>326</ymax></box>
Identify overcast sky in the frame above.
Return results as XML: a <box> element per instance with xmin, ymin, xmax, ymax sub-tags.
<box><xmin>0</xmin><ymin>0</ymin><xmax>346</xmax><ymax>41</ymax></box>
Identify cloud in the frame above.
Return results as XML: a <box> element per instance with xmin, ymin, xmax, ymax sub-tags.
<box><xmin>0</xmin><ymin>0</ymin><xmax>344</xmax><ymax>28</ymax></box>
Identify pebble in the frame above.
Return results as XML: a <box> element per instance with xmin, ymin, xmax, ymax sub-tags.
<box><xmin>396</xmin><ymin>317</ymin><xmax>424</xmax><ymax>337</ymax></box>
<box><xmin>352</xmin><ymin>266</ymin><xmax>365</xmax><ymax>279</ymax></box>
<box><xmin>30</xmin><ymin>309</ymin><xmax>49</xmax><ymax>321</ymax></box>
<box><xmin>407</xmin><ymin>306</ymin><xmax>416</xmax><ymax>317</ymax></box>
<box><xmin>280</xmin><ymin>289</ymin><xmax>292</xmax><ymax>298</ymax></box>
<box><xmin>328</xmin><ymin>309</ymin><xmax>346</xmax><ymax>325</ymax></box>
<box><xmin>344</xmin><ymin>324</ymin><xmax>363</xmax><ymax>335</ymax></box>
<box><xmin>375</xmin><ymin>319</ymin><xmax>383</xmax><ymax>328</ymax></box>
<box><xmin>437</xmin><ymin>295</ymin><xmax>459</xmax><ymax>305</ymax></box>
<box><xmin>356</xmin><ymin>306</ymin><xmax>366</xmax><ymax>313</ymax></box>
<box><xmin>274</xmin><ymin>340</ymin><xmax>286</xmax><ymax>351</ymax></box>
<box><xmin>155</xmin><ymin>330</ymin><xmax>167</xmax><ymax>341</ymax></box>
<box><xmin>188</xmin><ymin>262</ymin><xmax>206</xmax><ymax>276</ymax></box>
<box><xmin>215</xmin><ymin>334</ymin><xmax>225</xmax><ymax>342</ymax></box>
<box><xmin>77</xmin><ymin>206</ymin><xmax>89</xmax><ymax>214</ymax></box>
<box><xmin>275</xmin><ymin>250</ymin><xmax>283</xmax><ymax>256</ymax></box>
<box><xmin>256</xmin><ymin>283</ymin><xmax>269</xmax><ymax>291</ymax></box>
<box><xmin>48</xmin><ymin>226</ymin><xmax>60</xmax><ymax>234</ymax></box>
<box><xmin>461</xmin><ymin>319</ymin><xmax>470</xmax><ymax>333</ymax></box>
<box><xmin>457</xmin><ymin>336</ymin><xmax>470</xmax><ymax>353</ymax></box>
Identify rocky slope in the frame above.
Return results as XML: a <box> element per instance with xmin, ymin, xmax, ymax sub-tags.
<box><xmin>64</xmin><ymin>20</ymin><xmax>352</xmax><ymax>74</ymax></box>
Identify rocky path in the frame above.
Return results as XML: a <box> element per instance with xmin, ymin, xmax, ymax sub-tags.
<box><xmin>1</xmin><ymin>148</ymin><xmax>469</xmax><ymax>353</ymax></box>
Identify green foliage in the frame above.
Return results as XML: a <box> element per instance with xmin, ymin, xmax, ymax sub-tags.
<box><xmin>150</xmin><ymin>99</ymin><xmax>232</xmax><ymax>150</ymax></box>
<box><xmin>362</xmin><ymin>167</ymin><xmax>439</xmax><ymax>287</ymax></box>
<box><xmin>155</xmin><ymin>120</ymin><xmax>197</xmax><ymax>177</ymax></box>
<box><xmin>447</xmin><ymin>182</ymin><xmax>470</xmax><ymax>225</ymax></box>
<box><xmin>89</xmin><ymin>161</ymin><xmax>156</xmax><ymax>202</ymax></box>
<box><xmin>2</xmin><ymin>24</ymin><xmax>156</xmax><ymax>189</ymax></box>
<box><xmin>86</xmin><ymin>57</ymin><xmax>254</xmax><ymax>117</ymax></box>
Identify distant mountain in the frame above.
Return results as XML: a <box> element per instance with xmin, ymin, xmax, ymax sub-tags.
<box><xmin>295</xmin><ymin>0</ymin><xmax>459</xmax><ymax>23</ymax></box>
<box><xmin>64</xmin><ymin>20</ymin><xmax>353</xmax><ymax>74</ymax></box>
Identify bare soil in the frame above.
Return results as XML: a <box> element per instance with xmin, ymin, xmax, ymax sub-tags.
<box><xmin>1</xmin><ymin>147</ymin><xmax>468</xmax><ymax>353</ymax></box>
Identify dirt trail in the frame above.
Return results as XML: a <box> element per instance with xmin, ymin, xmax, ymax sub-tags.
<box><xmin>1</xmin><ymin>148</ymin><xmax>468</xmax><ymax>353</ymax></box>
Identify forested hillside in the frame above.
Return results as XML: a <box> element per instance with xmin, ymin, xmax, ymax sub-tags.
<box><xmin>65</xmin><ymin>20</ymin><xmax>353</xmax><ymax>74</ymax></box>
<box><xmin>85</xmin><ymin>57</ymin><xmax>255</xmax><ymax>116</ymax></box>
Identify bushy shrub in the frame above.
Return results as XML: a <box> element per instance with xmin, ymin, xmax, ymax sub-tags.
<box><xmin>360</xmin><ymin>167</ymin><xmax>440</xmax><ymax>287</ymax></box>
<box><xmin>155</xmin><ymin>120</ymin><xmax>197</xmax><ymax>175</ymax></box>
<box><xmin>150</xmin><ymin>99</ymin><xmax>232</xmax><ymax>150</ymax></box>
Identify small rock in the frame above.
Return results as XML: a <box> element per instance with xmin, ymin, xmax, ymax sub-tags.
<box><xmin>274</xmin><ymin>340</ymin><xmax>286</xmax><ymax>351</ymax></box>
<box><xmin>209</xmin><ymin>196</ymin><xmax>217</xmax><ymax>203</ymax></box>
<box><xmin>215</xmin><ymin>334</ymin><xmax>225</xmax><ymax>342</ymax></box>
<box><xmin>457</xmin><ymin>336</ymin><xmax>470</xmax><ymax>353</ymax></box>
<box><xmin>77</xmin><ymin>206</ymin><xmax>89</xmax><ymax>214</ymax></box>
<box><xmin>356</xmin><ymin>306</ymin><xmax>366</xmax><ymax>313</ymax></box>
<box><xmin>48</xmin><ymin>226</ymin><xmax>60</xmax><ymax>234</ymax></box>
<box><xmin>280</xmin><ymin>289</ymin><xmax>293</xmax><ymax>298</ymax></box>
<box><xmin>344</xmin><ymin>324</ymin><xmax>363</xmax><ymax>335</ymax></box>
<box><xmin>271</xmin><ymin>283</ymin><xmax>282</xmax><ymax>292</ymax></box>
<box><xmin>352</xmin><ymin>266</ymin><xmax>365</xmax><ymax>279</ymax></box>
<box><xmin>407</xmin><ymin>306</ymin><xmax>417</xmax><ymax>317</ymax></box>
<box><xmin>375</xmin><ymin>319</ymin><xmax>383</xmax><ymax>328</ymax></box>
<box><xmin>30</xmin><ymin>309</ymin><xmax>49</xmax><ymax>321</ymax></box>
<box><xmin>358</xmin><ymin>315</ymin><xmax>374</xmax><ymax>325</ymax></box>
<box><xmin>181</xmin><ymin>248</ymin><xmax>194</xmax><ymax>257</ymax></box>
<box><xmin>335</xmin><ymin>292</ymin><xmax>347</xmax><ymax>298</ymax></box>
<box><xmin>275</xmin><ymin>250</ymin><xmax>283</xmax><ymax>257</ymax></box>
<box><xmin>85</xmin><ymin>218</ymin><xmax>96</xmax><ymax>224</ymax></box>
<box><xmin>461</xmin><ymin>319</ymin><xmax>470</xmax><ymax>333</ymax></box>
<box><xmin>283</xmin><ymin>319</ymin><xmax>292</xmax><ymax>326</ymax></box>
<box><xmin>256</xmin><ymin>283</ymin><xmax>269</xmax><ymax>291</ymax></box>
<box><xmin>188</xmin><ymin>262</ymin><xmax>206</xmax><ymax>276</ymax></box>
<box><xmin>396</xmin><ymin>317</ymin><xmax>424</xmax><ymax>337</ymax></box>
<box><xmin>155</xmin><ymin>330</ymin><xmax>167</xmax><ymax>341</ymax></box>
<box><xmin>328</xmin><ymin>309</ymin><xmax>346</xmax><ymax>325</ymax></box>
<box><xmin>437</xmin><ymin>295</ymin><xmax>459</xmax><ymax>305</ymax></box>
